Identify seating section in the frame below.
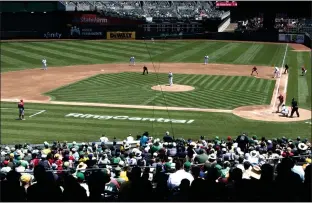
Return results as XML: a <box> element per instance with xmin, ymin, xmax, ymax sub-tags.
<box><xmin>0</xmin><ymin>134</ymin><xmax>311</xmax><ymax>201</ymax></box>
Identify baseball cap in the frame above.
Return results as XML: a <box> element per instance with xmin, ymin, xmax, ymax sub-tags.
<box><xmin>20</xmin><ymin>174</ymin><xmax>31</xmax><ymax>183</ymax></box>
<box><xmin>215</xmin><ymin>164</ymin><xmax>222</xmax><ymax>170</ymax></box>
<box><xmin>184</xmin><ymin>161</ymin><xmax>191</xmax><ymax>172</ymax></box>
<box><xmin>76</xmin><ymin>172</ymin><xmax>85</xmax><ymax>181</ymax></box>
<box><xmin>164</xmin><ymin>162</ymin><xmax>171</xmax><ymax>170</ymax></box>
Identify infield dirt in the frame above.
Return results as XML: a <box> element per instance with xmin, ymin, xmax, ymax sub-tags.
<box><xmin>151</xmin><ymin>84</ymin><xmax>195</xmax><ymax>92</ymax></box>
<box><xmin>1</xmin><ymin>62</ymin><xmax>311</xmax><ymax>122</ymax></box>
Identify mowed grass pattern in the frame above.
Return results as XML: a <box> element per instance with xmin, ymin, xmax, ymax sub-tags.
<box><xmin>46</xmin><ymin>72</ymin><xmax>275</xmax><ymax>109</ymax></box>
<box><xmin>285</xmin><ymin>51</ymin><xmax>311</xmax><ymax>110</ymax></box>
<box><xmin>1</xmin><ymin>102</ymin><xmax>310</xmax><ymax>144</ymax></box>
<box><xmin>0</xmin><ymin>40</ymin><xmax>286</xmax><ymax>72</ymax></box>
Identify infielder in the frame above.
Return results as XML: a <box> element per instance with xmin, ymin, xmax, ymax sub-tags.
<box><xmin>143</xmin><ymin>65</ymin><xmax>148</xmax><ymax>75</ymax></box>
<box><xmin>301</xmin><ymin>66</ymin><xmax>307</xmax><ymax>76</ymax></box>
<box><xmin>284</xmin><ymin>64</ymin><xmax>289</xmax><ymax>74</ymax></box>
<box><xmin>250</xmin><ymin>66</ymin><xmax>258</xmax><ymax>76</ymax></box>
<box><xmin>42</xmin><ymin>58</ymin><xmax>47</xmax><ymax>70</ymax></box>
<box><xmin>274</xmin><ymin>66</ymin><xmax>280</xmax><ymax>78</ymax></box>
<box><xmin>204</xmin><ymin>55</ymin><xmax>209</xmax><ymax>65</ymax></box>
<box><xmin>168</xmin><ymin>71</ymin><xmax>173</xmax><ymax>86</ymax></box>
<box><xmin>129</xmin><ymin>56</ymin><xmax>135</xmax><ymax>66</ymax></box>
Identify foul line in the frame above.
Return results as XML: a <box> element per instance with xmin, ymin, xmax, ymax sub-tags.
<box><xmin>1</xmin><ymin>107</ymin><xmax>41</xmax><ymax>111</ymax></box>
<box><xmin>272</xmin><ymin>43</ymin><xmax>288</xmax><ymax>111</ymax></box>
<box><xmin>0</xmin><ymin>99</ymin><xmax>232</xmax><ymax>113</ymax></box>
<box><xmin>29</xmin><ymin>110</ymin><xmax>46</xmax><ymax>117</ymax></box>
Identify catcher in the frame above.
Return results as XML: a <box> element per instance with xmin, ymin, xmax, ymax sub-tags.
<box><xmin>250</xmin><ymin>66</ymin><xmax>258</xmax><ymax>76</ymax></box>
<box><xmin>143</xmin><ymin>65</ymin><xmax>148</xmax><ymax>75</ymax></box>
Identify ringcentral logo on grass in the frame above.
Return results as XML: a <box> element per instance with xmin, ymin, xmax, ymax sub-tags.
<box><xmin>65</xmin><ymin>113</ymin><xmax>194</xmax><ymax>124</ymax></box>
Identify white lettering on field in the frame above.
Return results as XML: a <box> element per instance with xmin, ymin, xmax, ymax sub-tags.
<box><xmin>128</xmin><ymin>117</ymin><xmax>142</xmax><ymax>121</ymax></box>
<box><xmin>64</xmin><ymin>113</ymin><xmax>195</xmax><ymax>124</ymax></box>
<box><xmin>98</xmin><ymin>116</ymin><xmax>113</xmax><ymax>120</ymax></box>
<box><xmin>171</xmin><ymin>119</ymin><xmax>187</xmax><ymax>124</ymax></box>
<box><xmin>113</xmin><ymin>116</ymin><xmax>129</xmax><ymax>120</ymax></box>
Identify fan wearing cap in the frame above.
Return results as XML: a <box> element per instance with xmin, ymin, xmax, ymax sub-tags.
<box><xmin>1</xmin><ymin>160</ymin><xmax>12</xmax><ymax>173</ymax></box>
<box><xmin>114</xmin><ymin>166</ymin><xmax>127</xmax><ymax>186</ymax></box>
<box><xmin>194</xmin><ymin>149</ymin><xmax>209</xmax><ymax>164</ymax></box>
<box><xmin>38</xmin><ymin>153</ymin><xmax>51</xmax><ymax>170</ymax></box>
<box><xmin>103</xmin><ymin>169</ymin><xmax>119</xmax><ymax>199</ymax></box>
<box><xmin>21</xmin><ymin>173</ymin><xmax>33</xmax><ymax>190</ymax></box>
<box><xmin>18</xmin><ymin>99</ymin><xmax>25</xmax><ymax>120</ymax></box>
<box><xmin>236</xmin><ymin>133</ymin><xmax>249</xmax><ymax>152</ymax></box>
<box><xmin>163</xmin><ymin>131</ymin><xmax>173</xmax><ymax>142</ymax></box>
<box><xmin>167</xmin><ymin>161</ymin><xmax>194</xmax><ymax>189</ymax></box>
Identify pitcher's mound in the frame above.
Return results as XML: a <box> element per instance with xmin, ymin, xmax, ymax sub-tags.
<box><xmin>233</xmin><ymin>105</ymin><xmax>312</xmax><ymax>122</ymax></box>
<box><xmin>151</xmin><ymin>84</ymin><xmax>195</xmax><ymax>92</ymax></box>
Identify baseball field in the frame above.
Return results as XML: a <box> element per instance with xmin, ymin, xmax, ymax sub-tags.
<box><xmin>1</xmin><ymin>40</ymin><xmax>311</xmax><ymax>144</ymax></box>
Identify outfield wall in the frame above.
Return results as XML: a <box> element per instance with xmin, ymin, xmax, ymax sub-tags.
<box><xmin>0</xmin><ymin>11</ymin><xmax>310</xmax><ymax>48</ymax></box>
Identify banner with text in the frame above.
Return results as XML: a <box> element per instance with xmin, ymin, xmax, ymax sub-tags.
<box><xmin>278</xmin><ymin>33</ymin><xmax>305</xmax><ymax>44</ymax></box>
<box><xmin>107</xmin><ymin>32</ymin><xmax>136</xmax><ymax>40</ymax></box>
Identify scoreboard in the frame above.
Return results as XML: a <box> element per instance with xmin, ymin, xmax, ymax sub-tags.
<box><xmin>140</xmin><ymin>22</ymin><xmax>204</xmax><ymax>33</ymax></box>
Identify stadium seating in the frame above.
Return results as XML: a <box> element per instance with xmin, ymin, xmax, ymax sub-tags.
<box><xmin>0</xmin><ymin>133</ymin><xmax>311</xmax><ymax>201</ymax></box>
<box><xmin>59</xmin><ymin>1</ymin><xmax>226</xmax><ymax>19</ymax></box>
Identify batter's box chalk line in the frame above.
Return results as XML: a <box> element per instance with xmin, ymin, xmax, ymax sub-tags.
<box><xmin>252</xmin><ymin>111</ymin><xmax>272</xmax><ymax>116</ymax></box>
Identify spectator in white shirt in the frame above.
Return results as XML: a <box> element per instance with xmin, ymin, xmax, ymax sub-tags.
<box><xmin>167</xmin><ymin>161</ymin><xmax>194</xmax><ymax>189</ymax></box>
<box><xmin>0</xmin><ymin>161</ymin><xmax>11</xmax><ymax>173</ymax></box>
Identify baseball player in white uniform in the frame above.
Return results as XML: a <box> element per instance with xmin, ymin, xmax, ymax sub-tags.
<box><xmin>280</xmin><ymin>104</ymin><xmax>289</xmax><ymax>117</ymax></box>
<box><xmin>129</xmin><ymin>56</ymin><xmax>135</xmax><ymax>66</ymax></box>
<box><xmin>168</xmin><ymin>72</ymin><xmax>173</xmax><ymax>86</ymax></box>
<box><xmin>42</xmin><ymin>58</ymin><xmax>47</xmax><ymax>70</ymax></box>
<box><xmin>204</xmin><ymin>55</ymin><xmax>209</xmax><ymax>65</ymax></box>
<box><xmin>274</xmin><ymin>66</ymin><xmax>280</xmax><ymax>78</ymax></box>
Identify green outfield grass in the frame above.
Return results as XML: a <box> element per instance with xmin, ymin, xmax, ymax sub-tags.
<box><xmin>0</xmin><ymin>40</ymin><xmax>286</xmax><ymax>72</ymax></box>
<box><xmin>285</xmin><ymin>51</ymin><xmax>311</xmax><ymax>110</ymax></box>
<box><xmin>45</xmin><ymin>72</ymin><xmax>275</xmax><ymax>109</ymax></box>
<box><xmin>1</xmin><ymin>40</ymin><xmax>311</xmax><ymax>144</ymax></box>
<box><xmin>1</xmin><ymin>102</ymin><xmax>311</xmax><ymax>144</ymax></box>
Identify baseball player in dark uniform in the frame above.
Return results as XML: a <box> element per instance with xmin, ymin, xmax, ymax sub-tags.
<box><xmin>18</xmin><ymin>99</ymin><xmax>25</xmax><ymax>120</ymax></box>
<box><xmin>301</xmin><ymin>66</ymin><xmax>307</xmax><ymax>76</ymax></box>
<box><xmin>276</xmin><ymin>94</ymin><xmax>284</xmax><ymax>112</ymax></box>
<box><xmin>284</xmin><ymin>64</ymin><xmax>289</xmax><ymax>74</ymax></box>
<box><xmin>290</xmin><ymin>98</ymin><xmax>300</xmax><ymax>118</ymax></box>
<box><xmin>143</xmin><ymin>65</ymin><xmax>148</xmax><ymax>75</ymax></box>
<box><xmin>250</xmin><ymin>66</ymin><xmax>258</xmax><ymax>76</ymax></box>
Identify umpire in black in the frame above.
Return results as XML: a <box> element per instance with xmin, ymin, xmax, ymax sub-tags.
<box><xmin>290</xmin><ymin>98</ymin><xmax>300</xmax><ymax>117</ymax></box>
<box><xmin>284</xmin><ymin>64</ymin><xmax>289</xmax><ymax>74</ymax></box>
<box><xmin>143</xmin><ymin>65</ymin><xmax>148</xmax><ymax>75</ymax></box>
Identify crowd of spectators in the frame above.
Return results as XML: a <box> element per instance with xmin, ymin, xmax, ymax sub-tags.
<box><xmin>1</xmin><ymin>132</ymin><xmax>311</xmax><ymax>201</ymax></box>
<box><xmin>61</xmin><ymin>1</ymin><xmax>227</xmax><ymax>20</ymax></box>
<box><xmin>275</xmin><ymin>18</ymin><xmax>312</xmax><ymax>35</ymax></box>
<box><xmin>236</xmin><ymin>17</ymin><xmax>263</xmax><ymax>32</ymax></box>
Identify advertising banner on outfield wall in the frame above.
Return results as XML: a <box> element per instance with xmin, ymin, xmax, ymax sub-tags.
<box><xmin>68</xmin><ymin>26</ymin><xmax>105</xmax><ymax>38</ymax></box>
<box><xmin>278</xmin><ymin>33</ymin><xmax>305</xmax><ymax>44</ymax></box>
<box><xmin>69</xmin><ymin>13</ymin><xmax>145</xmax><ymax>26</ymax></box>
<box><xmin>107</xmin><ymin>32</ymin><xmax>136</xmax><ymax>40</ymax></box>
